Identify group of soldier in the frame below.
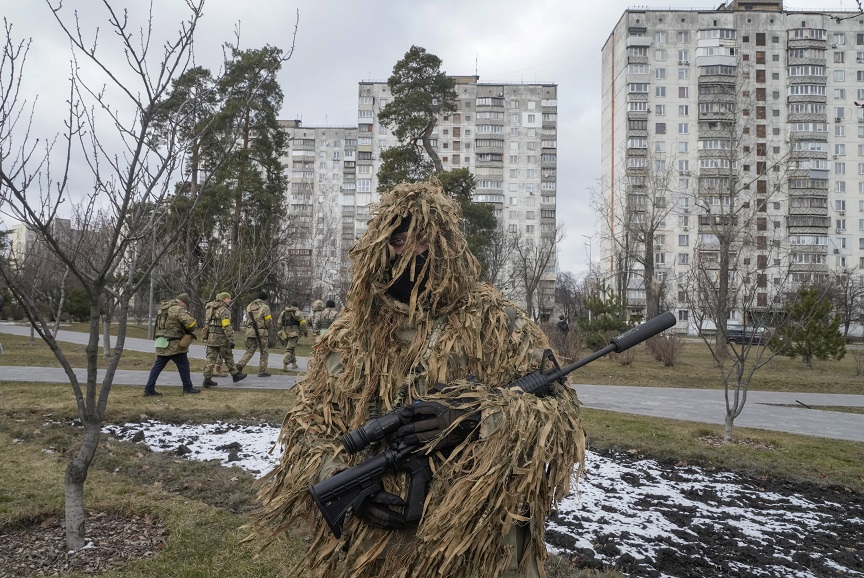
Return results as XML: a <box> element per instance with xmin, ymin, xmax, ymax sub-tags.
<box><xmin>143</xmin><ymin>290</ymin><xmax>339</xmax><ymax>396</ymax></box>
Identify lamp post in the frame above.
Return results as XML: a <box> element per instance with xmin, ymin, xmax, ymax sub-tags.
<box><xmin>583</xmin><ymin>234</ymin><xmax>592</xmax><ymax>323</ymax></box>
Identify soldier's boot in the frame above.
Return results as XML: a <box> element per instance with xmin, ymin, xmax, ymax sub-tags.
<box><xmin>213</xmin><ymin>363</ymin><xmax>228</xmax><ymax>377</ymax></box>
<box><xmin>282</xmin><ymin>363</ymin><xmax>289</xmax><ymax>372</ymax></box>
<box><xmin>202</xmin><ymin>377</ymin><xmax>218</xmax><ymax>388</ymax></box>
<box><xmin>232</xmin><ymin>372</ymin><xmax>247</xmax><ymax>383</ymax></box>
<box><xmin>290</xmin><ymin>362</ymin><xmax>298</xmax><ymax>369</ymax></box>
<box><xmin>258</xmin><ymin>371</ymin><xmax>272</xmax><ymax>378</ymax></box>
<box><xmin>183</xmin><ymin>387</ymin><xmax>201</xmax><ymax>394</ymax></box>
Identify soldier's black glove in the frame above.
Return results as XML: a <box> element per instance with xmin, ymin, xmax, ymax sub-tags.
<box><xmin>355</xmin><ymin>490</ymin><xmax>406</xmax><ymax>530</ymax></box>
<box><xmin>395</xmin><ymin>401</ymin><xmax>479</xmax><ymax>451</ymax></box>
<box><xmin>228</xmin><ymin>341</ymin><xmax>235</xmax><ymax>349</ymax></box>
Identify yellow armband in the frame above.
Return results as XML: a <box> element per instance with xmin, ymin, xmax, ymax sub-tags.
<box><xmin>221</xmin><ymin>319</ymin><xmax>231</xmax><ymax>327</ymax></box>
<box><xmin>185</xmin><ymin>321</ymin><xmax>196</xmax><ymax>329</ymax></box>
<box><xmin>264</xmin><ymin>315</ymin><xmax>272</xmax><ymax>321</ymax></box>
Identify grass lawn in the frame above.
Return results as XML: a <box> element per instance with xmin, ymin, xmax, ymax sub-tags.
<box><xmin>5</xmin><ymin>382</ymin><xmax>861</xmax><ymax>578</ymax></box>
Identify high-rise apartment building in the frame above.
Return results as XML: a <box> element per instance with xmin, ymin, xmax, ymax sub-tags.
<box><xmin>601</xmin><ymin>0</ymin><xmax>864</xmax><ymax>326</ymax></box>
<box><xmin>278</xmin><ymin>120</ymin><xmax>358</xmax><ymax>301</ymax></box>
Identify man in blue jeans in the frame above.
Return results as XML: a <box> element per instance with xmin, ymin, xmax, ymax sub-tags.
<box><xmin>144</xmin><ymin>293</ymin><xmax>200</xmax><ymax>396</ymax></box>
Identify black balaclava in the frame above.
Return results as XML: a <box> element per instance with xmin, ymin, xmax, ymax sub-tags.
<box><xmin>385</xmin><ymin>214</ymin><xmax>429</xmax><ymax>304</ymax></box>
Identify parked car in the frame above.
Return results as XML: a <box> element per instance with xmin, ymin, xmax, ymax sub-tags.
<box><xmin>726</xmin><ymin>326</ymin><xmax>766</xmax><ymax>345</ymax></box>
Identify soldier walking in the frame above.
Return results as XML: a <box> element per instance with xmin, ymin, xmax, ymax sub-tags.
<box><xmin>202</xmin><ymin>292</ymin><xmax>247</xmax><ymax>387</ymax></box>
<box><xmin>238</xmin><ymin>291</ymin><xmax>273</xmax><ymax>377</ymax></box>
<box><xmin>277</xmin><ymin>302</ymin><xmax>307</xmax><ymax>371</ymax></box>
<box><xmin>312</xmin><ymin>299</ymin><xmax>338</xmax><ymax>336</ymax></box>
<box><xmin>144</xmin><ymin>293</ymin><xmax>200</xmax><ymax>396</ymax></box>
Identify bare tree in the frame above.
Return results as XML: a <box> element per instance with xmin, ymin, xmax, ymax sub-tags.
<box><xmin>823</xmin><ymin>270</ymin><xmax>864</xmax><ymax>337</ymax></box>
<box><xmin>0</xmin><ymin>2</ymin><xmax>251</xmax><ymax>549</ymax></box>
<box><xmin>592</xmin><ymin>144</ymin><xmax>680</xmax><ymax>321</ymax></box>
<box><xmin>681</xmin><ymin>55</ymin><xmax>803</xmax><ymax>441</ymax></box>
<box><xmin>478</xmin><ymin>223</ymin><xmax>518</xmax><ymax>297</ymax></box>
<box><xmin>510</xmin><ymin>225</ymin><xmax>563</xmax><ymax>322</ymax></box>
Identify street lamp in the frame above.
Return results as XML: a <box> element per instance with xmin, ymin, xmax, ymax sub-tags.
<box><xmin>583</xmin><ymin>234</ymin><xmax>592</xmax><ymax>323</ymax></box>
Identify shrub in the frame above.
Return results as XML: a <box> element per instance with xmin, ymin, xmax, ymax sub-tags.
<box><xmin>646</xmin><ymin>332</ymin><xmax>684</xmax><ymax>367</ymax></box>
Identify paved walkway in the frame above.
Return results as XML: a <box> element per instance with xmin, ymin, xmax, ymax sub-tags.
<box><xmin>2</xmin><ymin>324</ymin><xmax>863</xmax><ymax>442</ymax></box>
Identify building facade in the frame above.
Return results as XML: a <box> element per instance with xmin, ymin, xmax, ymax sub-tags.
<box><xmin>601</xmin><ymin>0</ymin><xmax>864</xmax><ymax>329</ymax></box>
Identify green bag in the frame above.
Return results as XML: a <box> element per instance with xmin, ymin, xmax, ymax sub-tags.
<box><xmin>154</xmin><ymin>336</ymin><xmax>169</xmax><ymax>349</ymax></box>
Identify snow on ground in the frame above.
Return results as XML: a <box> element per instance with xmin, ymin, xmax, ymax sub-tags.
<box><xmin>103</xmin><ymin>420</ymin><xmax>864</xmax><ymax>578</ymax></box>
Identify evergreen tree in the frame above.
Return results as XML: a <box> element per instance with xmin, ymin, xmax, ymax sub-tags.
<box><xmin>769</xmin><ymin>288</ymin><xmax>845</xmax><ymax>368</ymax></box>
<box><xmin>577</xmin><ymin>282</ymin><xmax>632</xmax><ymax>350</ymax></box>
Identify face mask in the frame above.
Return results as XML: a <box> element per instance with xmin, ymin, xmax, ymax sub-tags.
<box><xmin>386</xmin><ymin>251</ymin><xmax>428</xmax><ymax>304</ymax></box>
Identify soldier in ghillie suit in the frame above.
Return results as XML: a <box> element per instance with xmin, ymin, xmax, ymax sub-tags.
<box><xmin>312</xmin><ymin>299</ymin><xmax>338</xmax><ymax>336</ymax></box>
<box><xmin>202</xmin><ymin>292</ymin><xmax>247</xmax><ymax>387</ymax></box>
<box><xmin>144</xmin><ymin>293</ymin><xmax>200</xmax><ymax>396</ymax></box>
<box><xmin>238</xmin><ymin>291</ymin><xmax>273</xmax><ymax>377</ymax></box>
<box><xmin>277</xmin><ymin>302</ymin><xmax>307</xmax><ymax>371</ymax></box>
<box><xmin>250</xmin><ymin>182</ymin><xmax>585</xmax><ymax>578</ymax></box>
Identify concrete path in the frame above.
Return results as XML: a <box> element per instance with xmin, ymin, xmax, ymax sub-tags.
<box><xmin>2</xmin><ymin>324</ymin><xmax>863</xmax><ymax>442</ymax></box>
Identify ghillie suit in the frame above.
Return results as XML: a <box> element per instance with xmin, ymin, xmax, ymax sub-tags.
<box><xmin>250</xmin><ymin>181</ymin><xmax>585</xmax><ymax>578</ymax></box>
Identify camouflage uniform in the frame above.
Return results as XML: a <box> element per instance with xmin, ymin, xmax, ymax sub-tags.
<box><xmin>203</xmin><ymin>299</ymin><xmax>241</xmax><ymax>379</ymax></box>
<box><xmin>277</xmin><ymin>305</ymin><xmax>306</xmax><ymax>369</ymax></box>
<box><xmin>144</xmin><ymin>296</ymin><xmax>198</xmax><ymax>395</ymax></box>
<box><xmin>238</xmin><ymin>294</ymin><xmax>272</xmax><ymax>376</ymax></box>
<box><xmin>312</xmin><ymin>303</ymin><xmax>338</xmax><ymax>336</ymax></box>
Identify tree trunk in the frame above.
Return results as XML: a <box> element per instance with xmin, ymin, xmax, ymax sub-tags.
<box><xmin>64</xmin><ymin>419</ymin><xmax>101</xmax><ymax>550</ymax></box>
<box><xmin>421</xmin><ymin>120</ymin><xmax>442</xmax><ymax>173</ymax></box>
<box><xmin>723</xmin><ymin>412</ymin><xmax>735</xmax><ymax>443</ymax></box>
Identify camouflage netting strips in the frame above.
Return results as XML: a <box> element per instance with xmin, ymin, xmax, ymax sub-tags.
<box><xmin>248</xmin><ymin>181</ymin><xmax>586</xmax><ymax>578</ymax></box>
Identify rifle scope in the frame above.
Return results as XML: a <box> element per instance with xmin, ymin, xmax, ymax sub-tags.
<box><xmin>341</xmin><ymin>411</ymin><xmax>410</xmax><ymax>454</ymax></box>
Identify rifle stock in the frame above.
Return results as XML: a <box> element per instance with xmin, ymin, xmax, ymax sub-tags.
<box><xmin>308</xmin><ymin>311</ymin><xmax>676</xmax><ymax>537</ymax></box>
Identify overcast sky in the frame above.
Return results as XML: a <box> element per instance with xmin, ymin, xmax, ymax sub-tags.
<box><xmin>1</xmin><ymin>0</ymin><xmax>848</xmax><ymax>275</ymax></box>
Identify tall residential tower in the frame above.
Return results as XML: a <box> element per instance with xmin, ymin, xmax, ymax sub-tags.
<box><xmin>601</xmin><ymin>1</ymin><xmax>864</xmax><ymax>327</ymax></box>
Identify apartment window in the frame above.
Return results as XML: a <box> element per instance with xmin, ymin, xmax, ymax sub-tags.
<box><xmin>835</xmin><ymin>88</ymin><xmax>846</xmax><ymax>99</ymax></box>
<box><xmin>655</xmin><ymin>141</ymin><xmax>667</xmax><ymax>152</ymax></box>
<box><xmin>678</xmin><ymin>253</ymin><xmax>689</xmax><ymax>265</ymax></box>
<box><xmin>510</xmin><ymin>100</ymin><xmax>520</xmax><ymax>109</ymax></box>
<box><xmin>678</xmin><ymin>234</ymin><xmax>689</xmax><ymax>246</ymax></box>
<box><xmin>678</xmin><ymin>86</ymin><xmax>689</xmax><ymax>98</ymax></box>
<box><xmin>678</xmin><ymin>68</ymin><xmax>689</xmax><ymax>80</ymax></box>
<box><xmin>837</xmin><ymin>125</ymin><xmax>846</xmax><ymax>137</ymax></box>
<box><xmin>677</xmin><ymin>50</ymin><xmax>690</xmax><ymax>62</ymax></box>
<box><xmin>834</xmin><ymin>70</ymin><xmax>846</xmax><ymax>82</ymax></box>
<box><xmin>656</xmin><ymin>104</ymin><xmax>666</xmax><ymax>116</ymax></box>
<box><xmin>677</xmin><ymin>141</ymin><xmax>688</xmax><ymax>153</ymax></box>
<box><xmin>656</xmin><ymin>68</ymin><xmax>667</xmax><ymax>80</ymax></box>
<box><xmin>837</xmin><ymin>182</ymin><xmax>846</xmax><ymax>193</ymax></box>
<box><xmin>656</xmin><ymin>31</ymin><xmax>667</xmax><ymax>43</ymax></box>
<box><xmin>655</xmin><ymin>49</ymin><xmax>667</xmax><ymax>61</ymax></box>
<box><xmin>656</xmin><ymin>86</ymin><xmax>667</xmax><ymax>97</ymax></box>
<box><xmin>678</xmin><ymin>123</ymin><xmax>689</xmax><ymax>134</ymax></box>
<box><xmin>837</xmin><ymin>200</ymin><xmax>847</xmax><ymax>211</ymax></box>
<box><xmin>357</xmin><ymin>179</ymin><xmax>371</xmax><ymax>193</ymax></box>
<box><xmin>655</xmin><ymin>122</ymin><xmax>667</xmax><ymax>134</ymax></box>
<box><xmin>835</xmin><ymin>51</ymin><xmax>846</xmax><ymax>63</ymax></box>
<box><xmin>678</xmin><ymin>31</ymin><xmax>690</xmax><ymax>43</ymax></box>
<box><xmin>678</xmin><ymin>105</ymin><xmax>689</xmax><ymax>116</ymax></box>
<box><xmin>836</xmin><ymin>144</ymin><xmax>846</xmax><ymax>155</ymax></box>
<box><xmin>756</xmin><ymin>33</ymin><xmax>766</xmax><ymax>46</ymax></box>
<box><xmin>833</xmin><ymin>33</ymin><xmax>846</xmax><ymax>45</ymax></box>
<box><xmin>756</xmin><ymin>69</ymin><xmax>766</xmax><ymax>83</ymax></box>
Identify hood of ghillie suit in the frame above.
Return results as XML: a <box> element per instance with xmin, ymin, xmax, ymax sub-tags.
<box><xmin>346</xmin><ymin>180</ymin><xmax>480</xmax><ymax>327</ymax></box>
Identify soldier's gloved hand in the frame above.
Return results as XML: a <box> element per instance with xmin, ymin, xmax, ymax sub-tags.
<box><xmin>355</xmin><ymin>490</ymin><xmax>406</xmax><ymax>530</ymax></box>
<box><xmin>395</xmin><ymin>401</ymin><xmax>479</xmax><ymax>451</ymax></box>
<box><xmin>228</xmin><ymin>341</ymin><xmax>235</xmax><ymax>349</ymax></box>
